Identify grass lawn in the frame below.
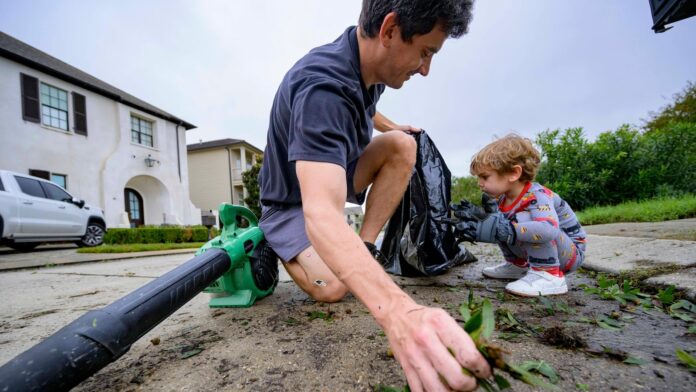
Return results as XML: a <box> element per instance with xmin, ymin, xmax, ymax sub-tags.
<box><xmin>78</xmin><ymin>242</ymin><xmax>206</xmax><ymax>253</ymax></box>
<box><xmin>577</xmin><ymin>194</ymin><xmax>696</xmax><ymax>225</ymax></box>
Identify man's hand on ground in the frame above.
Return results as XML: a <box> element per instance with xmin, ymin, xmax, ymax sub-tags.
<box><xmin>383</xmin><ymin>304</ymin><xmax>491</xmax><ymax>391</ymax></box>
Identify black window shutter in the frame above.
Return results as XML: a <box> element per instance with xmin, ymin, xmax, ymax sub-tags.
<box><xmin>28</xmin><ymin>169</ymin><xmax>50</xmax><ymax>180</ymax></box>
<box><xmin>20</xmin><ymin>73</ymin><xmax>40</xmax><ymax>123</ymax></box>
<box><xmin>72</xmin><ymin>92</ymin><xmax>87</xmax><ymax>135</ymax></box>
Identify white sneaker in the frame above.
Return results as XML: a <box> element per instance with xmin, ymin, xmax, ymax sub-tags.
<box><xmin>505</xmin><ymin>270</ymin><xmax>568</xmax><ymax>296</ymax></box>
<box><xmin>482</xmin><ymin>262</ymin><xmax>528</xmax><ymax>280</ymax></box>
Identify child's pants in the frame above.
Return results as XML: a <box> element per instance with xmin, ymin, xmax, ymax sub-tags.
<box><xmin>498</xmin><ymin>230</ymin><xmax>586</xmax><ymax>273</ymax></box>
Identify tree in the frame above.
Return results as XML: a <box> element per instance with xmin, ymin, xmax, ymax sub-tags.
<box><xmin>536</xmin><ymin>128</ymin><xmax>599</xmax><ymax>210</ymax></box>
<box><xmin>535</xmin><ymin>123</ymin><xmax>696</xmax><ymax>210</ymax></box>
<box><xmin>644</xmin><ymin>81</ymin><xmax>696</xmax><ymax>132</ymax></box>
<box><xmin>242</xmin><ymin>156</ymin><xmax>263</xmax><ymax>219</ymax></box>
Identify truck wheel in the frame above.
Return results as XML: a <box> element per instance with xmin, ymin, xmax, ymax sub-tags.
<box><xmin>78</xmin><ymin>223</ymin><xmax>105</xmax><ymax>247</ymax></box>
<box><xmin>8</xmin><ymin>242</ymin><xmax>39</xmax><ymax>252</ymax></box>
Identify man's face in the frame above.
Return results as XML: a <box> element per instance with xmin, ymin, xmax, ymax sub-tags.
<box><xmin>381</xmin><ymin>24</ymin><xmax>448</xmax><ymax>89</ymax></box>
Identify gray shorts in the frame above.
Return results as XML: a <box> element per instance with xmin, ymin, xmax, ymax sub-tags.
<box><xmin>259</xmin><ymin>160</ymin><xmax>365</xmax><ymax>262</ymax></box>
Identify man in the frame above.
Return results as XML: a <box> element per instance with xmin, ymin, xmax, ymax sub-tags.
<box><xmin>258</xmin><ymin>1</ymin><xmax>490</xmax><ymax>390</ymax></box>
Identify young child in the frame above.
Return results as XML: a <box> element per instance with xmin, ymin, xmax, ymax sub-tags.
<box><xmin>456</xmin><ymin>134</ymin><xmax>586</xmax><ymax>296</ymax></box>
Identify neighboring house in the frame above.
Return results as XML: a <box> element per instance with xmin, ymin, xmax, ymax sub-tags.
<box><xmin>345</xmin><ymin>206</ymin><xmax>364</xmax><ymax>232</ymax></box>
<box><xmin>0</xmin><ymin>31</ymin><xmax>201</xmax><ymax>228</ymax></box>
<box><xmin>187</xmin><ymin>139</ymin><xmax>263</xmax><ymax>218</ymax></box>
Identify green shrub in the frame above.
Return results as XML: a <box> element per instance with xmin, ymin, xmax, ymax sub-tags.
<box><xmin>103</xmin><ymin>229</ymin><xmax>131</xmax><ymax>245</ymax></box>
<box><xmin>104</xmin><ymin>225</ymin><xmax>218</xmax><ymax>245</ymax></box>
<box><xmin>141</xmin><ymin>228</ymin><xmax>161</xmax><ymax>244</ymax></box>
<box><xmin>162</xmin><ymin>228</ymin><xmax>184</xmax><ymax>243</ymax></box>
<box><xmin>192</xmin><ymin>228</ymin><xmax>210</xmax><ymax>242</ymax></box>
<box><xmin>536</xmin><ymin>127</ymin><xmax>605</xmax><ymax>210</ymax></box>
<box><xmin>536</xmin><ymin>122</ymin><xmax>696</xmax><ymax>210</ymax></box>
<box><xmin>182</xmin><ymin>227</ymin><xmax>193</xmax><ymax>242</ymax></box>
<box><xmin>451</xmin><ymin>176</ymin><xmax>483</xmax><ymax>204</ymax></box>
<box><xmin>637</xmin><ymin>122</ymin><xmax>696</xmax><ymax>196</ymax></box>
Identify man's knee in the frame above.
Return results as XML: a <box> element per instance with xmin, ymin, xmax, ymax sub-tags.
<box><xmin>308</xmin><ymin>282</ymin><xmax>349</xmax><ymax>303</ymax></box>
<box><xmin>386</xmin><ymin>131</ymin><xmax>417</xmax><ymax>168</ymax></box>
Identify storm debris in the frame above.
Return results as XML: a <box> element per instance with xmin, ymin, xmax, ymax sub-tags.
<box><xmin>540</xmin><ymin>326</ymin><xmax>586</xmax><ymax>349</ymax></box>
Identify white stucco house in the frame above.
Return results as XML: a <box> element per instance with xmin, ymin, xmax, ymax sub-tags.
<box><xmin>0</xmin><ymin>31</ymin><xmax>200</xmax><ymax>228</ymax></box>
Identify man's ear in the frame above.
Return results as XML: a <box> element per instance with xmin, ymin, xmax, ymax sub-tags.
<box><xmin>379</xmin><ymin>11</ymin><xmax>399</xmax><ymax>47</ymax></box>
<box><xmin>508</xmin><ymin>165</ymin><xmax>523</xmax><ymax>182</ymax></box>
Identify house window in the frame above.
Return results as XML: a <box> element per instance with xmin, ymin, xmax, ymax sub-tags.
<box><xmin>40</xmin><ymin>83</ymin><xmax>68</xmax><ymax>130</ymax></box>
<box><xmin>131</xmin><ymin>116</ymin><xmax>153</xmax><ymax>147</ymax></box>
<box><xmin>29</xmin><ymin>169</ymin><xmax>68</xmax><ymax>190</ymax></box>
<box><xmin>51</xmin><ymin>173</ymin><xmax>67</xmax><ymax>189</ymax></box>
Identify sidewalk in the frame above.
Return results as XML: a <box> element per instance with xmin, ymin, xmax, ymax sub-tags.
<box><xmin>584</xmin><ymin>219</ymin><xmax>696</xmax><ymax>299</ymax></box>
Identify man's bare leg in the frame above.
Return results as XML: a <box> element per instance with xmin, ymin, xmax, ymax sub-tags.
<box><xmin>353</xmin><ymin>131</ymin><xmax>417</xmax><ymax>243</ymax></box>
<box><xmin>284</xmin><ymin>246</ymin><xmax>348</xmax><ymax>303</ymax></box>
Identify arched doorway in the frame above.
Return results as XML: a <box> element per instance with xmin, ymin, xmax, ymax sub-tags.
<box><xmin>124</xmin><ymin>188</ymin><xmax>144</xmax><ymax>227</ymax></box>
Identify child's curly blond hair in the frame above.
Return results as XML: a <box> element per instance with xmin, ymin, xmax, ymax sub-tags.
<box><xmin>470</xmin><ymin>134</ymin><xmax>541</xmax><ymax>182</ymax></box>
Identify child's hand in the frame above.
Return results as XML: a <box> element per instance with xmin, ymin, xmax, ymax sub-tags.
<box><xmin>454</xmin><ymin>212</ymin><xmax>516</xmax><ymax>245</ymax></box>
<box><xmin>481</xmin><ymin>193</ymin><xmax>499</xmax><ymax>213</ymax></box>
<box><xmin>451</xmin><ymin>200</ymin><xmax>487</xmax><ymax>222</ymax></box>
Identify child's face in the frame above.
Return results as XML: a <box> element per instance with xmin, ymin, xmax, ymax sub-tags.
<box><xmin>476</xmin><ymin>169</ymin><xmax>516</xmax><ymax>197</ymax></box>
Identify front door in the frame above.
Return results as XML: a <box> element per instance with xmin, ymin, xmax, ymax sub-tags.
<box><xmin>124</xmin><ymin>188</ymin><xmax>144</xmax><ymax>228</ymax></box>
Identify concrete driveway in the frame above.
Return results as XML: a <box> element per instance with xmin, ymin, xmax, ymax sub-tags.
<box><xmin>1</xmin><ymin>230</ymin><xmax>695</xmax><ymax>391</ymax></box>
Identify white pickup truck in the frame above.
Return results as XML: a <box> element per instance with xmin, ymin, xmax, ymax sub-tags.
<box><xmin>0</xmin><ymin>170</ymin><xmax>106</xmax><ymax>251</ymax></box>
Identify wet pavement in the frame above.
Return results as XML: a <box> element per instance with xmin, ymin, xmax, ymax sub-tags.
<box><xmin>1</xmin><ymin>227</ymin><xmax>695</xmax><ymax>391</ymax></box>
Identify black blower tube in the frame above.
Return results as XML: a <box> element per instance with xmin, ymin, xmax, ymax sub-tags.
<box><xmin>0</xmin><ymin>248</ymin><xmax>231</xmax><ymax>392</ymax></box>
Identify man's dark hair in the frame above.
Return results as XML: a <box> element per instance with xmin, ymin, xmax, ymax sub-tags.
<box><xmin>359</xmin><ymin>0</ymin><xmax>474</xmax><ymax>42</ymax></box>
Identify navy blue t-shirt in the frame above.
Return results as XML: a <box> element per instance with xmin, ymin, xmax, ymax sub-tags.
<box><xmin>259</xmin><ymin>26</ymin><xmax>386</xmax><ymax>206</ymax></box>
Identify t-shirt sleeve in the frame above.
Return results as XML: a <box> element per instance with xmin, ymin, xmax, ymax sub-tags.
<box><xmin>287</xmin><ymin>79</ymin><xmax>357</xmax><ymax>169</ymax></box>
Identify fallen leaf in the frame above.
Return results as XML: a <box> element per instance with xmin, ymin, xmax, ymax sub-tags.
<box><xmin>180</xmin><ymin>348</ymin><xmax>203</xmax><ymax>359</ymax></box>
<box><xmin>623</xmin><ymin>356</ymin><xmax>648</xmax><ymax>365</ymax></box>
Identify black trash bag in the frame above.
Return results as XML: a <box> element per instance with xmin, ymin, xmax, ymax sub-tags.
<box><xmin>379</xmin><ymin>130</ymin><xmax>477</xmax><ymax>276</ymax></box>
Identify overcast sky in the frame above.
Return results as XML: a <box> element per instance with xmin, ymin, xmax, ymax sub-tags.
<box><xmin>2</xmin><ymin>0</ymin><xmax>695</xmax><ymax>177</ymax></box>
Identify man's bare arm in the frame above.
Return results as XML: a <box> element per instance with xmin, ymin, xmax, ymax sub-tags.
<box><xmin>297</xmin><ymin>161</ymin><xmax>410</xmax><ymax>320</ymax></box>
<box><xmin>296</xmin><ymin>160</ymin><xmax>490</xmax><ymax>392</ymax></box>
<box><xmin>373</xmin><ymin>111</ymin><xmax>421</xmax><ymax>133</ymax></box>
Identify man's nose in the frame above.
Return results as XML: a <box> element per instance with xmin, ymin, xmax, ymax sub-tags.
<box><xmin>417</xmin><ymin>57</ymin><xmax>432</xmax><ymax>76</ymax></box>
